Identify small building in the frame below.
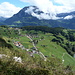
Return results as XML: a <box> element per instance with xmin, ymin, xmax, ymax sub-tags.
<box><xmin>74</xmin><ymin>54</ymin><xmax>75</xmax><ymax>58</ymax></box>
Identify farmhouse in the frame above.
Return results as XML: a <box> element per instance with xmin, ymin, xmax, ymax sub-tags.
<box><xmin>14</xmin><ymin>41</ymin><xmax>23</xmax><ymax>48</ymax></box>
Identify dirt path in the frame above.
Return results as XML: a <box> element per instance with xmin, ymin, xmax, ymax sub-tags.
<box><xmin>62</xmin><ymin>53</ymin><xmax>65</xmax><ymax>64</ymax></box>
<box><xmin>26</xmin><ymin>35</ymin><xmax>38</xmax><ymax>50</ymax></box>
<box><xmin>15</xmin><ymin>29</ymin><xmax>47</xmax><ymax>61</ymax></box>
<box><xmin>26</xmin><ymin>35</ymin><xmax>47</xmax><ymax>61</ymax></box>
<box><xmin>62</xmin><ymin>53</ymin><xmax>75</xmax><ymax>64</ymax></box>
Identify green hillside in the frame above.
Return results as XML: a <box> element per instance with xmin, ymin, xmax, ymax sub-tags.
<box><xmin>0</xmin><ymin>26</ymin><xmax>75</xmax><ymax>75</ymax></box>
<box><xmin>3</xmin><ymin>6</ymin><xmax>75</xmax><ymax>29</ymax></box>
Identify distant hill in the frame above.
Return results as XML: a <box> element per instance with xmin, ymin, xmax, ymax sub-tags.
<box><xmin>0</xmin><ymin>17</ymin><xmax>7</xmax><ymax>22</ymax></box>
<box><xmin>3</xmin><ymin>6</ymin><xmax>75</xmax><ymax>29</ymax></box>
<box><xmin>0</xmin><ymin>17</ymin><xmax>7</xmax><ymax>25</ymax></box>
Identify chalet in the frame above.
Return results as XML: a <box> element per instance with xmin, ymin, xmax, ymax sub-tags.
<box><xmin>74</xmin><ymin>54</ymin><xmax>75</xmax><ymax>58</ymax></box>
<box><xmin>14</xmin><ymin>41</ymin><xmax>23</xmax><ymax>48</ymax></box>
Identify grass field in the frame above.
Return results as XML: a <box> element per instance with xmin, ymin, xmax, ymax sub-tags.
<box><xmin>0</xmin><ymin>26</ymin><xmax>75</xmax><ymax>69</ymax></box>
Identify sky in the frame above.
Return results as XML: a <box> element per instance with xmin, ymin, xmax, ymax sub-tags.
<box><xmin>0</xmin><ymin>0</ymin><xmax>29</xmax><ymax>18</ymax></box>
<box><xmin>0</xmin><ymin>0</ymin><xmax>75</xmax><ymax>19</ymax></box>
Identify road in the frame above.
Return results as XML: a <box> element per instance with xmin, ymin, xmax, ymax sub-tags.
<box><xmin>26</xmin><ymin>34</ymin><xmax>47</xmax><ymax>61</ymax></box>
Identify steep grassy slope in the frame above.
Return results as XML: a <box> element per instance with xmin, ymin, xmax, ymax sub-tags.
<box><xmin>0</xmin><ymin>26</ymin><xmax>75</xmax><ymax>66</ymax></box>
<box><xmin>0</xmin><ymin>26</ymin><xmax>75</xmax><ymax>74</ymax></box>
<box><xmin>31</xmin><ymin>33</ymin><xmax>75</xmax><ymax>66</ymax></box>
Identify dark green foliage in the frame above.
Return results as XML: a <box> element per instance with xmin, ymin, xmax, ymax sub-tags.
<box><xmin>52</xmin><ymin>37</ymin><xmax>75</xmax><ymax>56</ymax></box>
<box><xmin>21</xmin><ymin>26</ymin><xmax>64</xmax><ymax>34</ymax></box>
<box><xmin>0</xmin><ymin>37</ymin><xmax>13</xmax><ymax>48</ymax></box>
<box><xmin>33</xmin><ymin>39</ymin><xmax>38</xmax><ymax>44</ymax></box>
<box><xmin>52</xmin><ymin>38</ymin><xmax>60</xmax><ymax>42</ymax></box>
<box><xmin>8</xmin><ymin>40</ymin><xmax>11</xmax><ymax>42</ymax></box>
<box><xmin>22</xmin><ymin>26</ymin><xmax>75</xmax><ymax>57</ymax></box>
<box><xmin>68</xmin><ymin>32</ymin><xmax>75</xmax><ymax>41</ymax></box>
<box><xmin>53</xmin><ymin>34</ymin><xmax>64</xmax><ymax>41</ymax></box>
<box><xmin>72</xmin><ymin>45</ymin><xmax>75</xmax><ymax>52</ymax></box>
<box><xmin>0</xmin><ymin>25</ymin><xmax>9</xmax><ymax>28</ymax></box>
<box><xmin>62</xmin><ymin>30</ymin><xmax>75</xmax><ymax>41</ymax></box>
<box><xmin>41</xmin><ymin>36</ymin><xmax>44</xmax><ymax>40</ymax></box>
<box><xmin>0</xmin><ymin>55</ymin><xmax>74</xmax><ymax>75</ymax></box>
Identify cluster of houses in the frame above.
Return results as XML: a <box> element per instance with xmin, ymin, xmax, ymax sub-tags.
<box><xmin>13</xmin><ymin>41</ymin><xmax>39</xmax><ymax>57</ymax></box>
<box><xmin>13</xmin><ymin>41</ymin><xmax>25</xmax><ymax>50</ymax></box>
<box><xmin>28</xmin><ymin>50</ymin><xmax>39</xmax><ymax>57</ymax></box>
<box><xmin>13</xmin><ymin>34</ymin><xmax>47</xmax><ymax>61</ymax></box>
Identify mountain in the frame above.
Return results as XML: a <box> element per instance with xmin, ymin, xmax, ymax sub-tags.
<box><xmin>0</xmin><ymin>17</ymin><xmax>7</xmax><ymax>22</ymax></box>
<box><xmin>0</xmin><ymin>17</ymin><xmax>8</xmax><ymax>25</ymax></box>
<box><xmin>4</xmin><ymin>6</ymin><xmax>75</xmax><ymax>29</ymax></box>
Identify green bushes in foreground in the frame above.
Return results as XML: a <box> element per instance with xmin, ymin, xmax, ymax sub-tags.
<box><xmin>0</xmin><ymin>47</ymin><xmax>74</xmax><ymax>75</ymax></box>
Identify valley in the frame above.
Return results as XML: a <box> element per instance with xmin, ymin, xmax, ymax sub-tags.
<box><xmin>1</xmin><ymin>0</ymin><xmax>75</xmax><ymax>75</ymax></box>
<box><xmin>0</xmin><ymin>26</ymin><xmax>75</xmax><ymax>75</ymax></box>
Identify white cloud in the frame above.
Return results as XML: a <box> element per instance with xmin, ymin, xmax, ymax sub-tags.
<box><xmin>21</xmin><ymin>0</ymin><xmax>75</xmax><ymax>13</ymax></box>
<box><xmin>0</xmin><ymin>2</ymin><xmax>21</xmax><ymax>18</ymax></box>
<box><xmin>25</xmin><ymin>6</ymin><xmax>35</xmax><ymax>14</ymax></box>
<box><xmin>21</xmin><ymin>0</ymin><xmax>56</xmax><ymax>13</ymax></box>
<box><xmin>21</xmin><ymin>0</ymin><xmax>75</xmax><ymax>20</ymax></box>
<box><xmin>64</xmin><ymin>15</ymin><xmax>75</xmax><ymax>19</ymax></box>
<box><xmin>54</xmin><ymin>0</ymin><xmax>75</xmax><ymax>7</ymax></box>
<box><xmin>54</xmin><ymin>0</ymin><xmax>75</xmax><ymax>13</ymax></box>
<box><xmin>25</xmin><ymin>6</ymin><xmax>59</xmax><ymax>20</ymax></box>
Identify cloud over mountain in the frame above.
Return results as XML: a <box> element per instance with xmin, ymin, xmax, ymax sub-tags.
<box><xmin>21</xmin><ymin>0</ymin><xmax>75</xmax><ymax>13</ymax></box>
<box><xmin>0</xmin><ymin>2</ymin><xmax>21</xmax><ymax>18</ymax></box>
<box><xmin>64</xmin><ymin>15</ymin><xmax>75</xmax><ymax>19</ymax></box>
<box><xmin>25</xmin><ymin>6</ymin><xmax>59</xmax><ymax>20</ymax></box>
<box><xmin>21</xmin><ymin>0</ymin><xmax>75</xmax><ymax>19</ymax></box>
